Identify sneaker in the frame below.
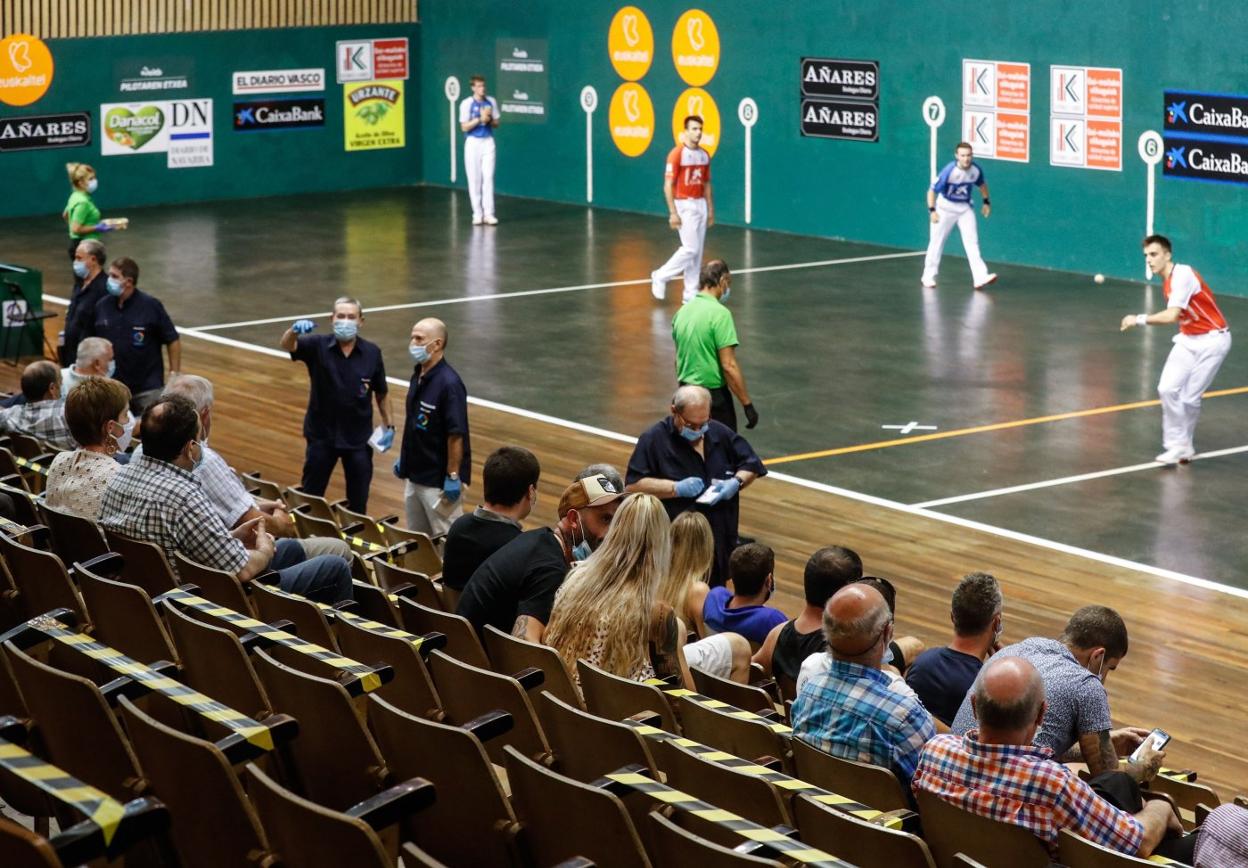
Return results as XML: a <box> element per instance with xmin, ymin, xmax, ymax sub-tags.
<box><xmin>974</xmin><ymin>273</ymin><xmax>999</xmax><ymax>290</ymax></box>
<box><xmin>472</xmin><ymin>215</ymin><xmax>483</xmax><ymax>225</ymax></box>
<box><xmin>651</xmin><ymin>273</ymin><xmax>665</xmax><ymax>300</ymax></box>
<box><xmin>1154</xmin><ymin>448</ymin><xmax>1188</xmax><ymax>465</ymax></box>
<box><xmin>921</xmin><ymin>277</ymin><xmax>937</xmax><ymax>288</ymax></box>
<box><xmin>484</xmin><ymin>215</ymin><xmax>498</xmax><ymax>225</ymax></box>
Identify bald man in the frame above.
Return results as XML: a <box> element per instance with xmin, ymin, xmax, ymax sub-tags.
<box><xmin>394</xmin><ymin>317</ymin><xmax>471</xmax><ymax>537</ymax></box>
<box><xmin>791</xmin><ymin>584</ymin><xmax>935</xmax><ymax>787</ymax></box>
<box><xmin>914</xmin><ymin>656</ymin><xmax>1189</xmax><ymax>861</ymax></box>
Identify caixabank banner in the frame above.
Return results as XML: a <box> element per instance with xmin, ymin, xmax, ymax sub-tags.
<box><xmin>1163</xmin><ymin>90</ymin><xmax>1248</xmax><ymax>184</ymax></box>
<box><xmin>343</xmin><ymin>80</ymin><xmax>404</xmax><ymax>151</ymax></box>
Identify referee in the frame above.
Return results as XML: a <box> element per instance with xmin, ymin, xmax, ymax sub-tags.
<box><xmin>671</xmin><ymin>260</ymin><xmax>758</xmax><ymax>431</ymax></box>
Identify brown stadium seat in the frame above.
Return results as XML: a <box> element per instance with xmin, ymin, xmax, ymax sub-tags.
<box><xmin>251</xmin><ymin>582</ymin><xmax>340</xmax><ymax>651</ymax></box>
<box><xmin>537</xmin><ymin>690</ymin><xmax>660</xmax><ymax>783</ymax></box>
<box><xmin>673</xmin><ymin>693</ymin><xmax>791</xmax><ymax>770</ymax></box>
<box><xmin>790</xmin><ymin>734</ymin><xmax>911</xmax><ymax>812</ymax></box>
<box><xmin>915</xmin><ymin>787</ymin><xmax>1050</xmax><ymax>868</ymax></box>
<box><xmin>348</xmin><ymin>579</ymin><xmax>401</xmax><ymax>627</ymax></box>
<box><xmin>161</xmin><ymin>600</ymin><xmax>271</xmax><ymax>720</ymax></box>
<box><xmin>0</xmin><ymin>529</ymin><xmax>88</xmax><ymax>625</ymax></box>
<box><xmin>172</xmin><ymin>552</ymin><xmax>254</xmax><ymax>615</ymax></box>
<box><xmin>288</xmin><ymin>504</ymin><xmax>346</xmax><ymax>541</ymax></box>
<box><xmin>334</xmin><ymin>614</ymin><xmax>443</xmax><ymax>720</ymax></box>
<box><xmin>100</xmin><ymin>528</ymin><xmax>178</xmax><ymax>596</ymax></box>
<box><xmin>373</xmin><ymin>558</ymin><xmax>445</xmax><ymax>608</ymax></box>
<box><xmin>282</xmin><ymin>486</ymin><xmax>343</xmax><ymax>523</ymax></box>
<box><xmin>378</xmin><ymin>519</ymin><xmax>444</xmax><ymax>577</ymax></box>
<box><xmin>332</xmin><ymin>503</ymin><xmax>395</xmax><ymax>548</ymax></box>
<box><xmin>654</xmin><ymin>738</ymin><xmax>791</xmax><ymax>828</ymax></box>
<box><xmin>37</xmin><ymin>502</ymin><xmax>109</xmax><ymax>570</ymax></box>
<box><xmin>484</xmin><ymin>623</ymin><xmax>583</xmax><ymax>709</ymax></box>
<box><xmin>576</xmin><ymin>659</ymin><xmax>680</xmax><ymax>733</ymax></box>
<box><xmin>240</xmin><ymin>470</ymin><xmax>284</xmax><ymax>502</ymax></box>
<box><xmin>646</xmin><ymin>809</ymin><xmax>784</xmax><ymax>867</ymax></box>
<box><xmin>1057</xmin><ymin>828</ymin><xmax>1172</xmax><ymax>867</ymax></box>
<box><xmin>1147</xmin><ymin>773</ymin><xmax>1220</xmax><ymax>830</ymax></box>
<box><xmin>689</xmin><ymin>664</ymin><xmax>778</xmax><ymax>715</ymax></box>
<box><xmin>397</xmin><ymin>597</ymin><xmax>490</xmax><ymax>668</ymax></box>
<box><xmin>0</xmin><ymin>817</ymin><xmax>60</xmax><ymax>868</ymax></box>
<box><xmin>73</xmin><ymin>560</ymin><xmax>178</xmax><ymax>665</ymax></box>
<box><xmin>794</xmin><ymin>792</ymin><xmax>936</xmax><ymax>868</ymax></box>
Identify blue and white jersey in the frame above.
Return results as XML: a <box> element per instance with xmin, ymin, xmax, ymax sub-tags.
<box><xmin>459</xmin><ymin>96</ymin><xmax>499</xmax><ymax>138</ymax></box>
<box><xmin>931</xmin><ymin>161</ymin><xmax>985</xmax><ymax>204</ymax></box>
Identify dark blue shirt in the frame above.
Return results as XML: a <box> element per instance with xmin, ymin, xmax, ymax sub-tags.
<box><xmin>85</xmin><ymin>289</ymin><xmax>178</xmax><ymax>395</ymax></box>
<box><xmin>398</xmin><ymin>358</ymin><xmax>471</xmax><ymax>487</ymax></box>
<box><xmin>904</xmin><ymin>646</ymin><xmax>984</xmax><ymax>726</ymax></box>
<box><xmin>291</xmin><ymin>334</ymin><xmax>388</xmax><ymax>449</ymax></box>
<box><xmin>702</xmin><ymin>586</ymin><xmax>788</xmax><ymax>644</ymax></box>
<box><xmin>64</xmin><ymin>269</ymin><xmax>109</xmax><ymax>362</ymax></box>
<box><xmin>626</xmin><ymin>417</ymin><xmax>766</xmax><ymax>584</ymax></box>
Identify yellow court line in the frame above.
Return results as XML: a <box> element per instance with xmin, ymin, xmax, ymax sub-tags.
<box><xmin>766</xmin><ymin>385</ymin><xmax>1248</xmax><ymax>465</ymax></box>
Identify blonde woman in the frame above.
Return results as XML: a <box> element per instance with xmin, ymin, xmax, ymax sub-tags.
<box><xmin>62</xmin><ymin>163</ymin><xmax>123</xmax><ymax>262</ymax></box>
<box><xmin>543</xmin><ymin>493</ymin><xmax>694</xmax><ymax>690</ymax></box>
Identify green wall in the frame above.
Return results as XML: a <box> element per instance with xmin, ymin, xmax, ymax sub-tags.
<box><xmin>419</xmin><ymin>1</ymin><xmax>1248</xmax><ymax>291</ymax></box>
<box><xmin>0</xmin><ymin>24</ymin><xmax>420</xmax><ymax>219</ymax></box>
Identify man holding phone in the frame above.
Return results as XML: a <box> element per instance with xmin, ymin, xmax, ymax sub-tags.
<box><xmin>459</xmin><ymin>74</ymin><xmax>499</xmax><ymax>225</ymax></box>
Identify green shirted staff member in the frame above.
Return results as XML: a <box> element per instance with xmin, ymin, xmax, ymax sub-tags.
<box><xmin>671</xmin><ymin>259</ymin><xmax>758</xmax><ymax>432</ymax></box>
<box><xmin>62</xmin><ymin>162</ymin><xmax>126</xmax><ymax>264</ymax></box>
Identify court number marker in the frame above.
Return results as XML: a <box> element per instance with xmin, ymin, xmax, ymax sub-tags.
<box><xmin>922</xmin><ymin>96</ymin><xmax>946</xmax><ymax>182</ymax></box>
<box><xmin>738</xmin><ymin>97</ymin><xmax>758</xmax><ymax>223</ymax></box>
<box><xmin>445</xmin><ymin>76</ymin><xmax>460</xmax><ymax>183</ymax></box>
<box><xmin>1138</xmin><ymin>130</ymin><xmax>1163</xmax><ymax>278</ymax></box>
<box><xmin>581</xmin><ymin>86</ymin><xmax>598</xmax><ymax>203</ymax></box>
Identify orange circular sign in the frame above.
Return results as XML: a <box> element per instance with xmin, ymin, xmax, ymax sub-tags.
<box><xmin>671</xmin><ymin>88</ymin><xmax>721</xmax><ymax>157</ymax></box>
<box><xmin>0</xmin><ymin>34</ymin><xmax>53</xmax><ymax>107</ymax></box>
<box><xmin>608</xmin><ymin>6</ymin><xmax>654</xmax><ymax>82</ymax></box>
<box><xmin>609</xmin><ymin>82</ymin><xmax>655</xmax><ymax>157</ymax></box>
<box><xmin>671</xmin><ymin>9</ymin><xmax>719</xmax><ymax>87</ymax></box>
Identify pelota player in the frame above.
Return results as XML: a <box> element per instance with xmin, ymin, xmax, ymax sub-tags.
<box><xmin>922</xmin><ymin>142</ymin><xmax>997</xmax><ymax>290</ymax></box>
<box><xmin>652</xmin><ymin>115</ymin><xmax>714</xmax><ymax>304</ymax></box>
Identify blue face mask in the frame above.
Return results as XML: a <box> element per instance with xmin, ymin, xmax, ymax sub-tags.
<box><xmin>680</xmin><ymin>423</ymin><xmax>708</xmax><ymax>442</ymax></box>
<box><xmin>106</xmin><ymin>277</ymin><xmax>123</xmax><ymax>296</ymax></box>
<box><xmin>106</xmin><ymin>360</ymin><xmax>116</xmax><ymax>378</ymax></box>
<box><xmin>190</xmin><ymin>440</ymin><xmax>205</xmax><ymax>472</ymax></box>
<box><xmin>409</xmin><ymin>343</ymin><xmax>430</xmax><ymax>364</ymax></box>
<box><xmin>86</xmin><ymin>178</ymin><xmax>98</xmax><ymax>194</ymax></box>
<box><xmin>333</xmin><ymin>320</ymin><xmax>358</xmax><ymax>342</ymax></box>
<box><xmin>570</xmin><ymin>513</ymin><xmax>594</xmax><ymax>561</ymax></box>
<box><xmin>72</xmin><ymin>261</ymin><xmax>89</xmax><ymax>279</ymax></box>
<box><xmin>881</xmin><ymin>643</ymin><xmax>894</xmax><ymax>666</ymax></box>
<box><xmin>721</xmin><ymin>286</ymin><xmax>731</xmax><ymax>302</ymax></box>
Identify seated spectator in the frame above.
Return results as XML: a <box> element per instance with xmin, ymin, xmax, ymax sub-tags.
<box><xmin>61</xmin><ymin>336</ymin><xmax>115</xmax><ymax>395</ymax></box>
<box><xmin>792</xmin><ymin>583</ymin><xmax>936</xmax><ymax>787</ymax></box>
<box><xmin>914</xmin><ymin>656</ymin><xmax>1190</xmax><ymax>861</ymax></box>
<box><xmin>576</xmin><ymin>462</ymin><xmax>625</xmax><ymax>494</ymax></box>
<box><xmin>702</xmin><ymin>542</ymin><xmax>787</xmax><ymax>645</ymax></box>
<box><xmin>98</xmin><ymin>395</ymin><xmax>352</xmax><ymax>602</ymax></box>
<box><xmin>457</xmin><ymin>474</ymin><xmax>622</xmax><ymax>641</ymax></box>
<box><xmin>544</xmin><ymin>493</ymin><xmax>693</xmax><ymax>689</ymax></box>
<box><xmin>754</xmin><ymin>544</ymin><xmax>862</xmax><ymax>684</ymax></box>
<box><xmin>951</xmin><ymin>605</ymin><xmax>1152</xmax><ymax>777</ymax></box>
<box><xmin>1194</xmin><ymin>804</ymin><xmax>1248</xmax><ymax>866</ymax></box>
<box><xmin>44</xmin><ymin>377</ymin><xmax>132</xmax><ymax>519</ymax></box>
<box><xmin>442</xmin><ymin>445</ymin><xmax>540</xmax><ymax>591</ymax></box>
<box><xmin>906</xmin><ymin>572</ymin><xmax>1003</xmax><ymax>725</ymax></box>
<box><xmin>0</xmin><ymin>360</ymin><xmax>76</xmax><ymax>450</ymax></box>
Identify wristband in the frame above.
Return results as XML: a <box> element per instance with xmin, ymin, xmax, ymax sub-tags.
<box><xmin>1136</xmin><ymin>314</ymin><xmax>1149</xmax><ymax>327</ymax></box>
<box><xmin>928</xmin><ymin>206</ymin><xmax>936</xmax><ymax>212</ymax></box>
<box><xmin>982</xmin><ymin>199</ymin><xmax>991</xmax><ymax>206</ymax></box>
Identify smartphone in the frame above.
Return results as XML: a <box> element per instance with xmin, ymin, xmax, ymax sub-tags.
<box><xmin>1129</xmin><ymin>728</ymin><xmax>1171</xmax><ymax>763</ymax></box>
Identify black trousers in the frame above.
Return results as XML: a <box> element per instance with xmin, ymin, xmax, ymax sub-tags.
<box><xmin>302</xmin><ymin>440</ymin><xmax>373</xmax><ymax>514</ymax></box>
<box><xmin>680</xmin><ymin>382</ymin><xmax>737</xmax><ymax>431</ymax></box>
<box><xmin>1088</xmin><ymin>771</ymin><xmax>1199</xmax><ymax>863</ymax></box>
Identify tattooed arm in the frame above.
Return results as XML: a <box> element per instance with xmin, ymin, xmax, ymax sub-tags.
<box><xmin>511</xmin><ymin>614</ymin><xmax>544</xmax><ymax>643</ymax></box>
<box><xmin>1079</xmin><ymin>730</ymin><xmax>1121</xmax><ymax>777</ymax></box>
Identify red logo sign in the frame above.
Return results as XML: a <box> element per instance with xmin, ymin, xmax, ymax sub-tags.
<box><xmin>372</xmin><ymin>38</ymin><xmax>408</xmax><ymax>80</ymax></box>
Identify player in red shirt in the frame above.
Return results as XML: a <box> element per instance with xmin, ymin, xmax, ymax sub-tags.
<box><xmin>651</xmin><ymin>115</ymin><xmax>714</xmax><ymax>303</ymax></box>
<box><xmin>1120</xmin><ymin>234</ymin><xmax>1231</xmax><ymax>465</ymax></box>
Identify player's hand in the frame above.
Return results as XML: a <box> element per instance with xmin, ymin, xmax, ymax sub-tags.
<box><xmin>743</xmin><ymin>403</ymin><xmax>759</xmax><ymax>429</ymax></box>
<box><xmin>707</xmin><ymin>212</ymin><xmax>715</xmax><ymax>228</ymax></box>
<box><xmin>982</xmin><ymin>203</ymin><xmax>992</xmax><ymax>218</ymax></box>
<box><xmin>929</xmin><ymin>210</ymin><xmax>940</xmax><ymax>225</ymax></box>
<box><xmin>1120</xmin><ymin>314</ymin><xmax>1138</xmax><ymax>332</ymax></box>
<box><xmin>669</xmin><ymin>212</ymin><xmax>681</xmax><ymax>229</ymax></box>
<box><xmin>291</xmin><ymin>319</ymin><xmax>316</xmax><ymax>334</ymax></box>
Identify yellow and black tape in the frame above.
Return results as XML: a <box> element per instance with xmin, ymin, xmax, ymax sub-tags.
<box><xmin>30</xmin><ymin>616</ymin><xmax>275</xmax><ymax>752</ymax></box>
<box><xmin>261</xmin><ymin>584</ymin><xmax>428</xmax><ymax>648</ymax></box>
<box><xmin>644</xmin><ymin>681</ymin><xmax>793</xmax><ymax>735</ymax></box>
<box><xmin>1158</xmin><ymin>767</ymin><xmax>1196</xmax><ymax>782</ymax></box>
<box><xmin>605</xmin><ymin>768</ymin><xmax>852</xmax><ymax>866</ymax></box>
<box><xmin>13</xmin><ymin>456</ymin><xmax>48</xmax><ymax>476</ymax></box>
<box><xmin>158</xmin><ymin>588</ymin><xmax>383</xmax><ymax>694</ymax></box>
<box><xmin>0</xmin><ymin>738</ymin><xmax>127</xmax><ymax>844</ymax></box>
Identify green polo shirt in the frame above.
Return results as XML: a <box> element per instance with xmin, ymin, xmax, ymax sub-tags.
<box><xmin>65</xmin><ymin>190</ymin><xmax>101</xmax><ymax>240</ymax></box>
<box><xmin>672</xmin><ymin>292</ymin><xmax>738</xmax><ymax>389</ymax></box>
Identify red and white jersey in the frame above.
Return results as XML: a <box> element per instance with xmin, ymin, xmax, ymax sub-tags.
<box><xmin>1164</xmin><ymin>264</ymin><xmax>1228</xmax><ymax>335</ymax></box>
<box><xmin>665</xmin><ymin>145</ymin><xmax>710</xmax><ymax>199</ymax></box>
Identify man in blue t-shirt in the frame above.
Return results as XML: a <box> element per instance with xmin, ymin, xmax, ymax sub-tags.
<box><xmin>459</xmin><ymin>74</ymin><xmax>500</xmax><ymax>225</ymax></box>
<box><xmin>921</xmin><ymin>142</ymin><xmax>997</xmax><ymax>290</ymax></box>
<box><xmin>905</xmin><ymin>571</ymin><xmax>1003</xmax><ymax>725</ymax></box>
<box><xmin>703</xmin><ymin>542</ymin><xmax>787</xmax><ymax>646</ymax></box>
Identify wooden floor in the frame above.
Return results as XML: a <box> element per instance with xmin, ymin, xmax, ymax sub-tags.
<box><xmin>6</xmin><ymin>314</ymin><xmax>1246</xmax><ymax>800</ymax></box>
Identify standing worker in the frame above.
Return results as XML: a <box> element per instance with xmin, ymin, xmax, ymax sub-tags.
<box><xmin>459</xmin><ymin>74</ymin><xmax>499</xmax><ymax>225</ymax></box>
<box><xmin>62</xmin><ymin>239</ymin><xmax>109</xmax><ymax>366</ymax></box>
<box><xmin>921</xmin><ymin>142</ymin><xmax>997</xmax><ymax>290</ymax></box>
<box><xmin>672</xmin><ymin>260</ymin><xmax>758</xmax><ymax>431</ymax></box>
<box><xmin>62</xmin><ymin>163</ymin><xmax>124</xmax><ymax>264</ymax></box>
<box><xmin>281</xmin><ymin>298</ymin><xmax>393</xmax><ymax>514</ymax></box>
<box><xmin>652</xmin><ymin>115</ymin><xmax>713</xmax><ymax>304</ymax></box>
<box><xmin>394</xmin><ymin>317</ymin><xmax>471</xmax><ymax>537</ymax></box>
<box><xmin>1121</xmin><ymin>234</ymin><xmax>1231</xmax><ymax>465</ymax></box>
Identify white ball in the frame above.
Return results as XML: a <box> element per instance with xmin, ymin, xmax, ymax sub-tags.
<box><xmin>1094</xmin><ymin>273</ymin><xmax>1105</xmax><ymax>284</ymax></box>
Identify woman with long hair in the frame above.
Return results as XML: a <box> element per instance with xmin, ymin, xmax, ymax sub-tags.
<box><xmin>656</xmin><ymin>509</ymin><xmax>714</xmax><ymax>636</ymax></box>
<box><xmin>543</xmin><ymin>493</ymin><xmax>693</xmax><ymax>689</ymax></box>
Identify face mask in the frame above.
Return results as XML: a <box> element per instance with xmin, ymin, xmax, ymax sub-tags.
<box><xmin>86</xmin><ymin>178</ymin><xmax>98</xmax><ymax>194</ymax></box>
<box><xmin>721</xmin><ymin>286</ymin><xmax>731</xmax><ymax>302</ymax></box>
<box><xmin>190</xmin><ymin>440</ymin><xmax>206</xmax><ymax>472</ymax></box>
<box><xmin>106</xmin><ymin>277</ymin><xmax>123</xmax><ymax>296</ymax></box>
<box><xmin>72</xmin><ymin>261</ymin><xmax>89</xmax><ymax>279</ymax></box>
<box><xmin>1093</xmin><ymin>651</ymin><xmax>1106</xmax><ymax>682</ymax></box>
<box><xmin>994</xmin><ymin>617</ymin><xmax>1004</xmax><ymax>641</ymax></box>
<box><xmin>333</xmin><ymin>320</ymin><xmax>358</xmax><ymax>342</ymax></box>
<box><xmin>409</xmin><ymin>343</ymin><xmax>430</xmax><ymax>364</ymax></box>
<box><xmin>106</xmin><ymin>359</ymin><xmax>116</xmax><ymax>378</ymax></box>
<box><xmin>680</xmin><ymin>423</ymin><xmax>708</xmax><ymax>442</ymax></box>
<box><xmin>569</xmin><ymin>512</ymin><xmax>593</xmax><ymax>560</ymax></box>
<box><xmin>881</xmin><ymin>643</ymin><xmax>894</xmax><ymax>666</ymax></box>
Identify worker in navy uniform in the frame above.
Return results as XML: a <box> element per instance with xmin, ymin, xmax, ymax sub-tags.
<box><xmin>280</xmin><ymin>297</ymin><xmax>393</xmax><ymax>514</ymax></box>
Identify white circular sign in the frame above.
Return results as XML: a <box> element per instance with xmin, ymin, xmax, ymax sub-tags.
<box><xmin>444</xmin><ymin>76</ymin><xmax>460</xmax><ymax>101</ymax></box>
<box><xmin>580</xmin><ymin>85</ymin><xmax>598</xmax><ymax>113</ymax></box>
<box><xmin>1138</xmin><ymin>130</ymin><xmax>1163</xmax><ymax>166</ymax></box>
<box><xmin>922</xmin><ymin>96</ymin><xmax>946</xmax><ymax>129</ymax></box>
<box><xmin>737</xmin><ymin>97</ymin><xmax>758</xmax><ymax>128</ymax></box>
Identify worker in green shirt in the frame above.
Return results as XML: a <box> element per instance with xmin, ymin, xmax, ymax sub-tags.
<box><xmin>671</xmin><ymin>259</ymin><xmax>758</xmax><ymax>432</ymax></box>
<box><xmin>62</xmin><ymin>162</ymin><xmax>125</xmax><ymax>263</ymax></box>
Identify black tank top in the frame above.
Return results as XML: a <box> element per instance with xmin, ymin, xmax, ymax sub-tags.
<box><xmin>773</xmin><ymin>619</ymin><xmax>826</xmax><ymax>683</ymax></box>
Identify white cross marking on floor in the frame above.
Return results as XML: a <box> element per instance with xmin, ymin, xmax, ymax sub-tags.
<box><xmin>881</xmin><ymin>421</ymin><xmax>937</xmax><ymax>434</ymax></box>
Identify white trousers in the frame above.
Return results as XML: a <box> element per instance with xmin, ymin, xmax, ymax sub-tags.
<box><xmin>464</xmin><ymin>135</ymin><xmax>496</xmax><ymax>220</ymax></box>
<box><xmin>922</xmin><ymin>200</ymin><xmax>990</xmax><ymax>286</ymax></box>
<box><xmin>1157</xmin><ymin>330</ymin><xmax>1231</xmax><ymax>452</ymax></box>
<box><xmin>404</xmin><ymin>480</ymin><xmax>463</xmax><ymax>538</ymax></box>
<box><xmin>654</xmin><ymin>198</ymin><xmax>708</xmax><ymax>300</ymax></box>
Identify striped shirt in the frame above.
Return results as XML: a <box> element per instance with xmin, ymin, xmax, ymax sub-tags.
<box><xmin>913</xmin><ymin>731</ymin><xmax>1144</xmax><ymax>858</ymax></box>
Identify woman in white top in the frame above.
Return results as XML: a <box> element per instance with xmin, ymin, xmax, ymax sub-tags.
<box><xmin>44</xmin><ymin>377</ymin><xmax>132</xmax><ymax>520</ymax></box>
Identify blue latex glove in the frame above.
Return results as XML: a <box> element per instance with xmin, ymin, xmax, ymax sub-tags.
<box><xmin>443</xmin><ymin>475</ymin><xmax>462</xmax><ymax>502</ymax></box>
<box><xmin>674</xmin><ymin>476</ymin><xmax>706</xmax><ymax>498</ymax></box>
<box><xmin>291</xmin><ymin>319</ymin><xmax>316</xmax><ymax>334</ymax></box>
<box><xmin>392</xmin><ymin>459</ymin><xmax>404</xmax><ymax>479</ymax></box>
<box><xmin>95</xmin><ymin>223</ymin><xmax>113</xmax><ymax>233</ymax></box>
<box><xmin>377</xmin><ymin>427</ymin><xmax>395</xmax><ymax>450</ymax></box>
<box><xmin>704</xmin><ymin>477</ymin><xmax>741</xmax><ymax>506</ymax></box>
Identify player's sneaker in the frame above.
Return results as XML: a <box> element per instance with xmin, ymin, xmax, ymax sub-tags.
<box><xmin>974</xmin><ymin>273</ymin><xmax>998</xmax><ymax>290</ymax></box>
<box><xmin>484</xmin><ymin>215</ymin><xmax>498</xmax><ymax>225</ymax></box>
<box><xmin>472</xmin><ymin>215</ymin><xmax>483</xmax><ymax>225</ymax></box>
<box><xmin>921</xmin><ymin>277</ymin><xmax>937</xmax><ymax>288</ymax></box>
<box><xmin>1154</xmin><ymin>447</ymin><xmax>1195</xmax><ymax>465</ymax></box>
<box><xmin>651</xmin><ymin>273</ymin><xmax>666</xmax><ymax>300</ymax></box>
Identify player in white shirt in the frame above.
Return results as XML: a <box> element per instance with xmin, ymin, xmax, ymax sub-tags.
<box><xmin>922</xmin><ymin>142</ymin><xmax>997</xmax><ymax>290</ymax></box>
<box><xmin>459</xmin><ymin>75</ymin><xmax>499</xmax><ymax>225</ymax></box>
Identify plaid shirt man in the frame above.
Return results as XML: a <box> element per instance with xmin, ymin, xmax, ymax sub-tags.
<box><xmin>99</xmin><ymin>453</ymin><xmax>248</xmax><ymax>577</ymax></box>
<box><xmin>0</xmin><ymin>398</ymin><xmax>76</xmax><ymax>451</ymax></box>
<box><xmin>913</xmin><ymin>731</ymin><xmax>1145</xmax><ymax>858</ymax></box>
<box><xmin>792</xmin><ymin>658</ymin><xmax>936</xmax><ymax>784</ymax></box>
<box><xmin>133</xmin><ymin>441</ymin><xmax>254</xmax><ymax>527</ymax></box>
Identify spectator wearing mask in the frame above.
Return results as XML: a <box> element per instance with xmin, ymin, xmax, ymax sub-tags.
<box><xmin>44</xmin><ymin>377</ymin><xmax>132</xmax><ymax>520</ymax></box>
<box><xmin>63</xmin><ymin>238</ymin><xmax>109</xmax><ymax>365</ymax></box>
<box><xmin>0</xmin><ymin>360</ymin><xmax>75</xmax><ymax>450</ymax></box>
<box><xmin>61</xmin><ymin>336</ymin><xmax>115</xmax><ymax>395</ymax></box>
<box><xmin>702</xmin><ymin>542</ymin><xmax>787</xmax><ymax>646</ymax></box>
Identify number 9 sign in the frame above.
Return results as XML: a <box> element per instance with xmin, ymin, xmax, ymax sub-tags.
<box><xmin>1138</xmin><ymin>130</ymin><xmax>1163</xmax><ymax>166</ymax></box>
<box><xmin>922</xmin><ymin>96</ymin><xmax>946</xmax><ymax>129</ymax></box>
<box><xmin>737</xmin><ymin>97</ymin><xmax>758</xmax><ymax>128</ymax></box>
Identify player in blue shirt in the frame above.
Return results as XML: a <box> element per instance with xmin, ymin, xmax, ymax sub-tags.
<box><xmin>459</xmin><ymin>74</ymin><xmax>500</xmax><ymax>225</ymax></box>
<box><xmin>922</xmin><ymin>142</ymin><xmax>997</xmax><ymax>290</ymax></box>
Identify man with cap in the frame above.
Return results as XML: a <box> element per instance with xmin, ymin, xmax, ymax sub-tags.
<box><xmin>457</xmin><ymin>474</ymin><xmax>622</xmax><ymax>642</ymax></box>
